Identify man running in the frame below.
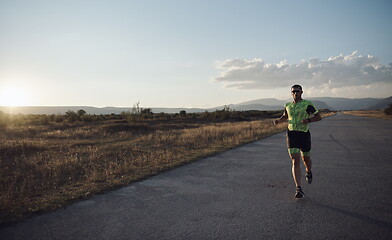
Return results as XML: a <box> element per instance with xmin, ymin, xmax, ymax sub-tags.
<box><xmin>273</xmin><ymin>84</ymin><xmax>322</xmax><ymax>198</ymax></box>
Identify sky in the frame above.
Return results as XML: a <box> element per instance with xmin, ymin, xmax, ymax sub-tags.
<box><xmin>0</xmin><ymin>0</ymin><xmax>391</xmax><ymax>108</ymax></box>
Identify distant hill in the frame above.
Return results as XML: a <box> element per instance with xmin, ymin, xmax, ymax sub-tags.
<box><xmin>308</xmin><ymin>97</ymin><xmax>383</xmax><ymax>111</ymax></box>
<box><xmin>1</xmin><ymin>96</ymin><xmax>390</xmax><ymax>115</ymax></box>
<box><xmin>308</xmin><ymin>100</ymin><xmax>333</xmax><ymax>110</ymax></box>
<box><xmin>236</xmin><ymin>98</ymin><xmax>287</xmax><ymax>107</ymax></box>
<box><xmin>0</xmin><ymin>106</ymin><xmax>206</xmax><ymax>115</ymax></box>
<box><xmin>227</xmin><ymin>98</ymin><xmax>285</xmax><ymax>111</ymax></box>
<box><xmin>0</xmin><ymin>106</ymin><xmax>131</xmax><ymax>115</ymax></box>
<box><xmin>227</xmin><ymin>98</ymin><xmax>332</xmax><ymax>111</ymax></box>
<box><xmin>151</xmin><ymin>107</ymin><xmax>205</xmax><ymax>113</ymax></box>
<box><xmin>228</xmin><ymin>103</ymin><xmax>282</xmax><ymax>111</ymax></box>
<box><xmin>214</xmin><ymin>97</ymin><xmax>389</xmax><ymax>111</ymax></box>
<box><xmin>367</xmin><ymin>96</ymin><xmax>392</xmax><ymax>110</ymax></box>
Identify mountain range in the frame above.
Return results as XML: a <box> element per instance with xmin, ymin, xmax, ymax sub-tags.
<box><xmin>226</xmin><ymin>97</ymin><xmax>392</xmax><ymax>112</ymax></box>
<box><xmin>1</xmin><ymin>96</ymin><xmax>391</xmax><ymax>115</ymax></box>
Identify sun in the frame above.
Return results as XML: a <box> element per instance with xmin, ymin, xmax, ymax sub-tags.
<box><xmin>0</xmin><ymin>86</ymin><xmax>29</xmax><ymax>106</ymax></box>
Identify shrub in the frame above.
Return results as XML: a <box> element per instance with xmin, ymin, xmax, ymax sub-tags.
<box><xmin>81</xmin><ymin>115</ymin><xmax>93</xmax><ymax>122</ymax></box>
<box><xmin>77</xmin><ymin>109</ymin><xmax>86</xmax><ymax>117</ymax></box>
<box><xmin>141</xmin><ymin>108</ymin><xmax>153</xmax><ymax>115</ymax></box>
<box><xmin>384</xmin><ymin>104</ymin><xmax>392</xmax><ymax>115</ymax></box>
<box><xmin>0</xmin><ymin>111</ymin><xmax>7</xmax><ymax>129</ymax></box>
<box><xmin>39</xmin><ymin>115</ymin><xmax>50</xmax><ymax>125</ymax></box>
<box><xmin>65</xmin><ymin>111</ymin><xmax>78</xmax><ymax>123</ymax></box>
<box><xmin>202</xmin><ymin>111</ymin><xmax>210</xmax><ymax>119</ymax></box>
<box><xmin>54</xmin><ymin>114</ymin><xmax>64</xmax><ymax>123</ymax></box>
<box><xmin>179</xmin><ymin>110</ymin><xmax>186</xmax><ymax>116</ymax></box>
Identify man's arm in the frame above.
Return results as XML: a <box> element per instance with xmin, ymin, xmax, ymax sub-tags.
<box><xmin>273</xmin><ymin>109</ymin><xmax>288</xmax><ymax>125</ymax></box>
<box><xmin>302</xmin><ymin>112</ymin><xmax>322</xmax><ymax>124</ymax></box>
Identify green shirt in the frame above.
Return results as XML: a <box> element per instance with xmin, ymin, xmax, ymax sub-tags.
<box><xmin>285</xmin><ymin>99</ymin><xmax>318</xmax><ymax>132</ymax></box>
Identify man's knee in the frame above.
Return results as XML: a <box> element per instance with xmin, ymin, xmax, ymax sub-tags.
<box><xmin>302</xmin><ymin>151</ymin><xmax>311</xmax><ymax>158</ymax></box>
<box><xmin>292</xmin><ymin>158</ymin><xmax>301</xmax><ymax>167</ymax></box>
<box><xmin>290</xmin><ymin>152</ymin><xmax>301</xmax><ymax>166</ymax></box>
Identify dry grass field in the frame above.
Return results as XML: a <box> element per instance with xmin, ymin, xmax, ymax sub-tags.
<box><xmin>0</xmin><ymin>110</ymin><xmax>334</xmax><ymax>224</ymax></box>
<box><xmin>342</xmin><ymin>110</ymin><xmax>392</xmax><ymax>120</ymax></box>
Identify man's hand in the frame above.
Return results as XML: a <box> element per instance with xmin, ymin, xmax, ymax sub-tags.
<box><xmin>301</xmin><ymin>118</ymin><xmax>310</xmax><ymax>124</ymax></box>
<box><xmin>274</xmin><ymin>110</ymin><xmax>288</xmax><ymax>125</ymax></box>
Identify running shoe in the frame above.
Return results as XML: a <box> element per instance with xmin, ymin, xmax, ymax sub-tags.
<box><xmin>305</xmin><ymin>172</ymin><xmax>313</xmax><ymax>184</ymax></box>
<box><xmin>295</xmin><ymin>186</ymin><xmax>304</xmax><ymax>198</ymax></box>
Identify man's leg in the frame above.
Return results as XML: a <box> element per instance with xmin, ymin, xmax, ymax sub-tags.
<box><xmin>289</xmin><ymin>150</ymin><xmax>302</xmax><ymax>187</ymax></box>
<box><xmin>290</xmin><ymin>151</ymin><xmax>305</xmax><ymax>198</ymax></box>
<box><xmin>301</xmin><ymin>131</ymin><xmax>313</xmax><ymax>184</ymax></box>
<box><xmin>302</xmin><ymin>154</ymin><xmax>312</xmax><ymax>173</ymax></box>
<box><xmin>302</xmin><ymin>152</ymin><xmax>313</xmax><ymax>184</ymax></box>
<box><xmin>287</xmin><ymin>132</ymin><xmax>305</xmax><ymax>198</ymax></box>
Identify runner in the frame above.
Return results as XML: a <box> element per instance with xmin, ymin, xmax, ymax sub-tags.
<box><xmin>273</xmin><ymin>84</ymin><xmax>322</xmax><ymax>198</ymax></box>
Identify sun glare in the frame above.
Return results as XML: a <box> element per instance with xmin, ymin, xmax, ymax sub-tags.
<box><xmin>0</xmin><ymin>86</ymin><xmax>29</xmax><ymax>106</ymax></box>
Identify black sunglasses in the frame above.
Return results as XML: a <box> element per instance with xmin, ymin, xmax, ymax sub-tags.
<box><xmin>291</xmin><ymin>90</ymin><xmax>302</xmax><ymax>93</ymax></box>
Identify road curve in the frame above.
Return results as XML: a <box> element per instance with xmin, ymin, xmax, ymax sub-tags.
<box><xmin>1</xmin><ymin>113</ymin><xmax>392</xmax><ymax>239</ymax></box>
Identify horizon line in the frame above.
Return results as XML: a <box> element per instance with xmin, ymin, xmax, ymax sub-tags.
<box><xmin>0</xmin><ymin>95</ymin><xmax>390</xmax><ymax>109</ymax></box>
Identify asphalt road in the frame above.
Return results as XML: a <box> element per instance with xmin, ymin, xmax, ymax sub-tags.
<box><xmin>1</xmin><ymin>113</ymin><xmax>392</xmax><ymax>240</ymax></box>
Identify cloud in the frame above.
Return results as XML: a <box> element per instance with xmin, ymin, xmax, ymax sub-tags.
<box><xmin>213</xmin><ymin>51</ymin><xmax>392</xmax><ymax>91</ymax></box>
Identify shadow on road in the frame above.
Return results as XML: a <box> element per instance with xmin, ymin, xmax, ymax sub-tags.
<box><xmin>329</xmin><ymin>134</ymin><xmax>351</xmax><ymax>153</ymax></box>
<box><xmin>297</xmin><ymin>198</ymin><xmax>392</xmax><ymax>229</ymax></box>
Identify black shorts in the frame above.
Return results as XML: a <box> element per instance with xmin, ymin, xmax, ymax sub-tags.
<box><xmin>286</xmin><ymin>130</ymin><xmax>311</xmax><ymax>153</ymax></box>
